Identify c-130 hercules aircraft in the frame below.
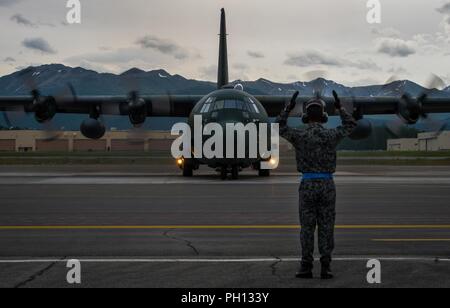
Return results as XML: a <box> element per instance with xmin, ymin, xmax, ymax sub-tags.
<box><xmin>1</xmin><ymin>9</ymin><xmax>450</xmax><ymax>179</ymax></box>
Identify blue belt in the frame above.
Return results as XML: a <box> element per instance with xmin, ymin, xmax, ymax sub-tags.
<box><xmin>301</xmin><ymin>173</ymin><xmax>333</xmax><ymax>180</ymax></box>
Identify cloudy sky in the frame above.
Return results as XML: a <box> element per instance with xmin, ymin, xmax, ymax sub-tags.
<box><xmin>0</xmin><ymin>0</ymin><xmax>449</xmax><ymax>86</ymax></box>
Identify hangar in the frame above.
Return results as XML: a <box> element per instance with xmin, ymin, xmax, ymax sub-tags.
<box><xmin>0</xmin><ymin>130</ymin><xmax>175</xmax><ymax>152</ymax></box>
<box><xmin>387</xmin><ymin>131</ymin><xmax>450</xmax><ymax>152</ymax></box>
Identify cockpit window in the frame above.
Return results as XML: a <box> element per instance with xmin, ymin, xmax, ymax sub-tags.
<box><xmin>200</xmin><ymin>103</ymin><xmax>211</xmax><ymax>113</ymax></box>
<box><xmin>248</xmin><ymin>98</ymin><xmax>260</xmax><ymax>114</ymax></box>
<box><xmin>197</xmin><ymin>97</ymin><xmax>216</xmax><ymax>114</ymax></box>
<box><xmin>224</xmin><ymin>100</ymin><xmax>239</xmax><ymax>109</ymax></box>
<box><xmin>213</xmin><ymin>100</ymin><xmax>251</xmax><ymax>112</ymax></box>
<box><xmin>200</xmin><ymin>96</ymin><xmax>262</xmax><ymax>115</ymax></box>
<box><xmin>213</xmin><ymin>100</ymin><xmax>224</xmax><ymax>110</ymax></box>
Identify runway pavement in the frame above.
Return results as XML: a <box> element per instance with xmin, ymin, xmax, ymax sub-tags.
<box><xmin>0</xmin><ymin>165</ymin><xmax>449</xmax><ymax>288</ymax></box>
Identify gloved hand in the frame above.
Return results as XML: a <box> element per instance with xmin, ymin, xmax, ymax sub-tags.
<box><xmin>332</xmin><ymin>90</ymin><xmax>342</xmax><ymax>110</ymax></box>
<box><xmin>285</xmin><ymin>91</ymin><xmax>299</xmax><ymax>113</ymax></box>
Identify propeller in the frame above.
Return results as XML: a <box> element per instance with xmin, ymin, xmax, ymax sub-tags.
<box><xmin>121</xmin><ymin>71</ymin><xmax>174</xmax><ymax>147</ymax></box>
<box><xmin>383</xmin><ymin>74</ymin><xmax>448</xmax><ymax>138</ymax></box>
<box><xmin>346</xmin><ymin>88</ymin><xmax>373</xmax><ymax>140</ymax></box>
<box><xmin>1</xmin><ymin>67</ymin><xmax>100</xmax><ymax>141</ymax></box>
<box><xmin>43</xmin><ymin>82</ymin><xmax>82</xmax><ymax>141</ymax></box>
<box><xmin>311</xmin><ymin>77</ymin><xmax>326</xmax><ymax>99</ymax></box>
<box><xmin>127</xmin><ymin>90</ymin><xmax>147</xmax><ymax>127</ymax></box>
<box><xmin>121</xmin><ymin>74</ymin><xmax>148</xmax><ymax>145</ymax></box>
<box><xmin>1</xmin><ymin>111</ymin><xmax>12</xmax><ymax>128</ymax></box>
<box><xmin>126</xmin><ymin>90</ymin><xmax>148</xmax><ymax>146</ymax></box>
<box><xmin>0</xmin><ymin>68</ymin><xmax>37</xmax><ymax>129</ymax></box>
<box><xmin>416</xmin><ymin>74</ymin><xmax>448</xmax><ymax>137</ymax></box>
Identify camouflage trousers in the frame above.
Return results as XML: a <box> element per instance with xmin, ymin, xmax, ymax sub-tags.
<box><xmin>299</xmin><ymin>179</ymin><xmax>336</xmax><ymax>265</ymax></box>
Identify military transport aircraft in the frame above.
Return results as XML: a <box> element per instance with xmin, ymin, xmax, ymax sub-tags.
<box><xmin>1</xmin><ymin>9</ymin><xmax>450</xmax><ymax>179</ymax></box>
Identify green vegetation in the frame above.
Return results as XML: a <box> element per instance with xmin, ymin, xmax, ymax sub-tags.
<box><xmin>337</xmin><ymin>158</ymin><xmax>450</xmax><ymax>166</ymax></box>
<box><xmin>337</xmin><ymin>151</ymin><xmax>450</xmax><ymax>158</ymax></box>
<box><xmin>0</xmin><ymin>150</ymin><xmax>449</xmax><ymax>165</ymax></box>
<box><xmin>0</xmin><ymin>151</ymin><xmax>174</xmax><ymax>165</ymax></box>
<box><xmin>0</xmin><ymin>151</ymin><xmax>171</xmax><ymax>158</ymax></box>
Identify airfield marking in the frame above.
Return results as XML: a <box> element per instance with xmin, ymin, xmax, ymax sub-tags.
<box><xmin>0</xmin><ymin>225</ymin><xmax>450</xmax><ymax>230</ymax></box>
<box><xmin>372</xmin><ymin>239</ymin><xmax>450</xmax><ymax>242</ymax></box>
<box><xmin>2</xmin><ymin>174</ymin><xmax>450</xmax><ymax>185</ymax></box>
<box><xmin>0</xmin><ymin>257</ymin><xmax>448</xmax><ymax>264</ymax></box>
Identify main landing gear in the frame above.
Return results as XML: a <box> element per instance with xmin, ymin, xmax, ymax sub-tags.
<box><xmin>253</xmin><ymin>162</ymin><xmax>270</xmax><ymax>177</ymax></box>
<box><xmin>177</xmin><ymin>158</ymin><xmax>195</xmax><ymax>177</ymax></box>
<box><xmin>220</xmin><ymin>165</ymin><xmax>240</xmax><ymax>180</ymax></box>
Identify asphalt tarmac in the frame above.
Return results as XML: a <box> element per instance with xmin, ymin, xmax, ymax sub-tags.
<box><xmin>0</xmin><ymin>165</ymin><xmax>449</xmax><ymax>288</ymax></box>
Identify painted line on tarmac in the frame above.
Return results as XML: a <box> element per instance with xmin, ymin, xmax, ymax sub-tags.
<box><xmin>0</xmin><ymin>172</ymin><xmax>361</xmax><ymax>177</ymax></box>
<box><xmin>0</xmin><ymin>257</ymin><xmax>448</xmax><ymax>263</ymax></box>
<box><xmin>372</xmin><ymin>239</ymin><xmax>450</xmax><ymax>242</ymax></box>
<box><xmin>39</xmin><ymin>177</ymin><xmax>450</xmax><ymax>185</ymax></box>
<box><xmin>0</xmin><ymin>225</ymin><xmax>450</xmax><ymax>230</ymax></box>
<box><xmin>3</xmin><ymin>176</ymin><xmax>450</xmax><ymax>185</ymax></box>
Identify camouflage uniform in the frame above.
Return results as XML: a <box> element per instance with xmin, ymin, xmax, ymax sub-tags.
<box><xmin>276</xmin><ymin>108</ymin><xmax>357</xmax><ymax>265</ymax></box>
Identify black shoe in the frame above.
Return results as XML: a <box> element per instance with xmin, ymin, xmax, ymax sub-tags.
<box><xmin>296</xmin><ymin>262</ymin><xmax>313</xmax><ymax>279</ymax></box>
<box><xmin>320</xmin><ymin>263</ymin><xmax>334</xmax><ymax>279</ymax></box>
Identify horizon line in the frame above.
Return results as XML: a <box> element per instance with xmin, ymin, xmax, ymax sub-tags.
<box><xmin>1</xmin><ymin>63</ymin><xmax>449</xmax><ymax>90</ymax></box>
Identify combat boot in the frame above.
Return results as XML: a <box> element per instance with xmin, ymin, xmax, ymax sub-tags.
<box><xmin>295</xmin><ymin>262</ymin><xmax>313</xmax><ymax>279</ymax></box>
<box><xmin>320</xmin><ymin>262</ymin><xmax>333</xmax><ymax>279</ymax></box>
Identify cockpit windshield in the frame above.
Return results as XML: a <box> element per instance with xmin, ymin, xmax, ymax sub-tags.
<box><xmin>199</xmin><ymin>96</ymin><xmax>260</xmax><ymax>114</ymax></box>
<box><xmin>215</xmin><ymin>100</ymin><xmax>249</xmax><ymax>111</ymax></box>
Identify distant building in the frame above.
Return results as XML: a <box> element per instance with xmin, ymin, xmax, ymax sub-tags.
<box><xmin>387</xmin><ymin>131</ymin><xmax>450</xmax><ymax>152</ymax></box>
<box><xmin>0</xmin><ymin>129</ymin><xmax>294</xmax><ymax>153</ymax></box>
<box><xmin>0</xmin><ymin>130</ymin><xmax>175</xmax><ymax>152</ymax></box>
<box><xmin>418</xmin><ymin>131</ymin><xmax>450</xmax><ymax>151</ymax></box>
<box><xmin>387</xmin><ymin>138</ymin><xmax>419</xmax><ymax>151</ymax></box>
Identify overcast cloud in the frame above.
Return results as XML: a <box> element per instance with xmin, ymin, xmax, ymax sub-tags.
<box><xmin>376</xmin><ymin>38</ymin><xmax>417</xmax><ymax>57</ymax></box>
<box><xmin>136</xmin><ymin>35</ymin><xmax>191</xmax><ymax>60</ymax></box>
<box><xmin>22</xmin><ymin>38</ymin><xmax>56</xmax><ymax>54</ymax></box>
<box><xmin>285</xmin><ymin>50</ymin><xmax>381</xmax><ymax>71</ymax></box>
<box><xmin>437</xmin><ymin>3</ymin><xmax>450</xmax><ymax>14</ymax></box>
<box><xmin>0</xmin><ymin>0</ymin><xmax>20</xmax><ymax>7</ymax></box>
<box><xmin>0</xmin><ymin>0</ymin><xmax>448</xmax><ymax>86</ymax></box>
<box><xmin>247</xmin><ymin>51</ymin><xmax>265</xmax><ymax>59</ymax></box>
<box><xmin>10</xmin><ymin>13</ymin><xmax>36</xmax><ymax>27</ymax></box>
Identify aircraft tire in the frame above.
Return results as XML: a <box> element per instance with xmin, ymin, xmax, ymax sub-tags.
<box><xmin>258</xmin><ymin>169</ymin><xmax>270</xmax><ymax>177</ymax></box>
<box><xmin>220</xmin><ymin>167</ymin><xmax>228</xmax><ymax>180</ymax></box>
<box><xmin>183</xmin><ymin>160</ymin><xmax>194</xmax><ymax>177</ymax></box>
<box><xmin>231</xmin><ymin>166</ymin><xmax>239</xmax><ymax>180</ymax></box>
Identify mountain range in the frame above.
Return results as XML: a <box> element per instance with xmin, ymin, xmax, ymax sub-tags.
<box><xmin>0</xmin><ymin>64</ymin><xmax>449</xmax><ymax>130</ymax></box>
<box><xmin>1</xmin><ymin>64</ymin><xmax>449</xmax><ymax>97</ymax></box>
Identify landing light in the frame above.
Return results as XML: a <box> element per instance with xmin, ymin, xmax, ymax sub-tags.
<box><xmin>177</xmin><ymin>158</ymin><xmax>184</xmax><ymax>166</ymax></box>
<box><xmin>269</xmin><ymin>158</ymin><xmax>278</xmax><ymax>166</ymax></box>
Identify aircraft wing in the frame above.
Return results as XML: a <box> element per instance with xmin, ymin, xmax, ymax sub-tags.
<box><xmin>255</xmin><ymin>95</ymin><xmax>450</xmax><ymax>118</ymax></box>
<box><xmin>0</xmin><ymin>95</ymin><xmax>202</xmax><ymax>117</ymax></box>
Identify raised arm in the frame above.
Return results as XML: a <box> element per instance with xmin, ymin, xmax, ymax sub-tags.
<box><xmin>275</xmin><ymin>91</ymin><xmax>302</xmax><ymax>144</ymax></box>
<box><xmin>332</xmin><ymin>91</ymin><xmax>357</xmax><ymax>141</ymax></box>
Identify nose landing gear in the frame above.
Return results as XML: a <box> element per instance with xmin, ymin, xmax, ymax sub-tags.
<box><xmin>220</xmin><ymin>167</ymin><xmax>227</xmax><ymax>180</ymax></box>
<box><xmin>231</xmin><ymin>166</ymin><xmax>239</xmax><ymax>180</ymax></box>
<box><xmin>219</xmin><ymin>165</ymin><xmax>240</xmax><ymax>180</ymax></box>
<box><xmin>258</xmin><ymin>169</ymin><xmax>270</xmax><ymax>177</ymax></box>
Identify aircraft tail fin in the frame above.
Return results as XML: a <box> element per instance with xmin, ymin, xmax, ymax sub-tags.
<box><xmin>217</xmin><ymin>8</ymin><xmax>229</xmax><ymax>89</ymax></box>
